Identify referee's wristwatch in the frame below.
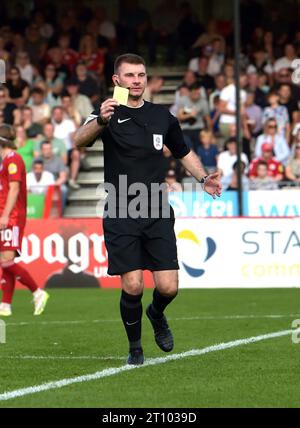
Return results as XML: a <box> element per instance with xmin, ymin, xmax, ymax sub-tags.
<box><xmin>199</xmin><ymin>175</ymin><xmax>208</xmax><ymax>189</ymax></box>
<box><xmin>96</xmin><ymin>115</ymin><xmax>108</xmax><ymax>126</ymax></box>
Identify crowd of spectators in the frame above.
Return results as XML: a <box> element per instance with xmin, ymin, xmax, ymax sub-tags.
<box><xmin>160</xmin><ymin>3</ymin><xmax>300</xmax><ymax>192</ymax></box>
<box><xmin>0</xmin><ymin>0</ymin><xmax>300</xmax><ymax>214</ymax></box>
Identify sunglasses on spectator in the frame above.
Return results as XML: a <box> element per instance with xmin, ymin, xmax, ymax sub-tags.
<box><xmin>268</xmin><ymin>125</ymin><xmax>277</xmax><ymax>128</ymax></box>
<box><xmin>296</xmin><ymin>146</ymin><xmax>300</xmax><ymax>149</ymax></box>
<box><xmin>279</xmin><ymin>73</ymin><xmax>289</xmax><ymax>78</ymax></box>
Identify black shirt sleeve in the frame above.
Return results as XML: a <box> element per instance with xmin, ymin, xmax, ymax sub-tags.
<box><xmin>164</xmin><ymin>113</ymin><xmax>190</xmax><ymax>159</ymax></box>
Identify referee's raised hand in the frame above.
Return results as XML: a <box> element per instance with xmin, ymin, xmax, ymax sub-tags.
<box><xmin>100</xmin><ymin>98</ymin><xmax>120</xmax><ymax>123</ymax></box>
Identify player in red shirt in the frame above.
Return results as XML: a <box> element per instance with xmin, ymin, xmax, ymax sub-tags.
<box><xmin>0</xmin><ymin>124</ymin><xmax>49</xmax><ymax>317</ymax></box>
<box><xmin>249</xmin><ymin>143</ymin><xmax>284</xmax><ymax>181</ymax></box>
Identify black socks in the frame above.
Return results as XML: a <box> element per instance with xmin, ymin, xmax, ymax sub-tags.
<box><xmin>120</xmin><ymin>290</ymin><xmax>143</xmax><ymax>350</ymax></box>
<box><xmin>148</xmin><ymin>288</ymin><xmax>177</xmax><ymax>319</ymax></box>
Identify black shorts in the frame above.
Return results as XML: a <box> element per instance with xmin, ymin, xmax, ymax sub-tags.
<box><xmin>103</xmin><ymin>214</ymin><xmax>179</xmax><ymax>276</ymax></box>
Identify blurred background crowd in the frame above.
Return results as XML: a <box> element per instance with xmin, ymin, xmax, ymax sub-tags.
<box><xmin>0</xmin><ymin>0</ymin><xmax>300</xmax><ymax>212</ymax></box>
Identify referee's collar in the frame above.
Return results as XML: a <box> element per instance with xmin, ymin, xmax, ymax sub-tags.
<box><xmin>125</xmin><ymin>100</ymin><xmax>145</xmax><ymax>109</ymax></box>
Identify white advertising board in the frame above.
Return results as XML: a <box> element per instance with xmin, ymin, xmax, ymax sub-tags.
<box><xmin>175</xmin><ymin>217</ymin><xmax>300</xmax><ymax>288</ymax></box>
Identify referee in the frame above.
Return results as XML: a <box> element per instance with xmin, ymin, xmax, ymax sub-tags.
<box><xmin>74</xmin><ymin>54</ymin><xmax>222</xmax><ymax>365</ymax></box>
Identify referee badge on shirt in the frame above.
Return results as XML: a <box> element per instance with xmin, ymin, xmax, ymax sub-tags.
<box><xmin>153</xmin><ymin>134</ymin><xmax>163</xmax><ymax>150</ymax></box>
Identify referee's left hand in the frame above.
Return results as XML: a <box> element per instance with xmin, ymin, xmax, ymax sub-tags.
<box><xmin>203</xmin><ymin>172</ymin><xmax>222</xmax><ymax>199</ymax></box>
<box><xmin>100</xmin><ymin>98</ymin><xmax>120</xmax><ymax>123</ymax></box>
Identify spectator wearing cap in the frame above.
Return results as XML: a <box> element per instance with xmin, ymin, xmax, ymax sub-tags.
<box><xmin>65</xmin><ymin>79</ymin><xmax>93</xmax><ymax>121</ymax></box>
<box><xmin>165</xmin><ymin>170</ymin><xmax>182</xmax><ymax>192</ymax></box>
<box><xmin>217</xmin><ymin>137</ymin><xmax>249</xmax><ymax>184</ymax></box>
<box><xmin>192</xmin><ymin>20</ymin><xmax>225</xmax><ymax>54</ymax></box>
<box><xmin>177</xmin><ymin>83</ymin><xmax>211</xmax><ymax>151</ymax></box>
<box><xmin>249</xmin><ymin>143</ymin><xmax>284</xmax><ymax>182</ymax></box>
<box><xmin>249</xmin><ymin>161</ymin><xmax>279</xmax><ymax>190</ymax></box>
<box><xmin>262</xmin><ymin>91</ymin><xmax>290</xmax><ymax>141</ymax></box>
<box><xmin>255</xmin><ymin>118</ymin><xmax>290</xmax><ymax>165</ymax></box>
<box><xmin>27</xmin><ymin>159</ymin><xmax>55</xmax><ymax>195</ymax></box>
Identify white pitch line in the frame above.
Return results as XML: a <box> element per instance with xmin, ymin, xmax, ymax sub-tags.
<box><xmin>5</xmin><ymin>314</ymin><xmax>300</xmax><ymax>327</ymax></box>
<box><xmin>0</xmin><ymin>355</ymin><xmax>125</xmax><ymax>361</ymax></box>
<box><xmin>0</xmin><ymin>328</ymin><xmax>293</xmax><ymax>402</ymax></box>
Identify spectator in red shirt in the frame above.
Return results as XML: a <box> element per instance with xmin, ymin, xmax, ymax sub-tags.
<box><xmin>249</xmin><ymin>142</ymin><xmax>284</xmax><ymax>182</ymax></box>
<box><xmin>58</xmin><ymin>33</ymin><xmax>79</xmax><ymax>74</ymax></box>
<box><xmin>78</xmin><ymin>33</ymin><xmax>105</xmax><ymax>79</ymax></box>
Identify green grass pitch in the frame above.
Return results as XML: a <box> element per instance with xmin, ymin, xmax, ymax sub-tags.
<box><xmin>0</xmin><ymin>288</ymin><xmax>300</xmax><ymax>408</ymax></box>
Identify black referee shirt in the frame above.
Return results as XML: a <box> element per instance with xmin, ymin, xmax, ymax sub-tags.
<box><xmin>85</xmin><ymin>101</ymin><xmax>190</xmax><ymax>208</ymax></box>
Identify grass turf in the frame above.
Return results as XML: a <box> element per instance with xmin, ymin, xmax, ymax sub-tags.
<box><xmin>0</xmin><ymin>288</ymin><xmax>299</xmax><ymax>408</ymax></box>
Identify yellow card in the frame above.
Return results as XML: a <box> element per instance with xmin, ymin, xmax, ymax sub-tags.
<box><xmin>113</xmin><ymin>86</ymin><xmax>129</xmax><ymax>105</ymax></box>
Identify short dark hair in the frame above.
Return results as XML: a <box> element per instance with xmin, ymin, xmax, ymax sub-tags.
<box><xmin>267</xmin><ymin>90</ymin><xmax>279</xmax><ymax>99</ymax></box>
<box><xmin>257</xmin><ymin>160</ymin><xmax>268</xmax><ymax>168</ymax></box>
<box><xmin>114</xmin><ymin>53</ymin><xmax>146</xmax><ymax>74</ymax></box>
<box><xmin>189</xmin><ymin>82</ymin><xmax>201</xmax><ymax>91</ymax></box>
<box><xmin>52</xmin><ymin>105</ymin><xmax>63</xmax><ymax>113</ymax></box>
<box><xmin>33</xmin><ymin>158</ymin><xmax>44</xmax><ymax>166</ymax></box>
<box><xmin>233</xmin><ymin>160</ymin><xmax>246</xmax><ymax>171</ymax></box>
<box><xmin>0</xmin><ymin>124</ymin><xmax>16</xmax><ymax>149</ymax></box>
<box><xmin>31</xmin><ymin>87</ymin><xmax>44</xmax><ymax>96</ymax></box>
<box><xmin>226</xmin><ymin>137</ymin><xmax>237</xmax><ymax>145</ymax></box>
<box><xmin>41</xmin><ymin>140</ymin><xmax>51</xmax><ymax>147</ymax></box>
